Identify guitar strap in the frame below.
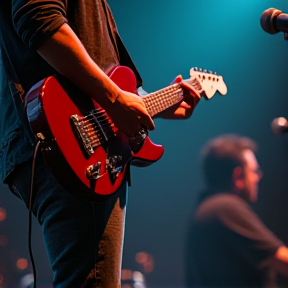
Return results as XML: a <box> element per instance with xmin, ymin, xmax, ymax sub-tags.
<box><xmin>102</xmin><ymin>0</ymin><xmax>143</xmax><ymax>88</ymax></box>
<box><xmin>101</xmin><ymin>1</ymin><xmax>139</xmax><ymax>187</ymax></box>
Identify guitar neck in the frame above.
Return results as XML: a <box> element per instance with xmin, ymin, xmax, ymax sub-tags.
<box><xmin>142</xmin><ymin>78</ymin><xmax>202</xmax><ymax>118</ymax></box>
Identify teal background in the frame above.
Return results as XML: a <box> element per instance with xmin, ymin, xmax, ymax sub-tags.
<box><xmin>1</xmin><ymin>0</ymin><xmax>288</xmax><ymax>287</ymax></box>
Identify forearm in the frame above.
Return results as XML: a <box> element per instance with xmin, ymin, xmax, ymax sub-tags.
<box><xmin>37</xmin><ymin>23</ymin><xmax>120</xmax><ymax>109</ymax></box>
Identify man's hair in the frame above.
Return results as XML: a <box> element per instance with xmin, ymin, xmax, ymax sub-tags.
<box><xmin>201</xmin><ymin>134</ymin><xmax>257</xmax><ymax>190</ymax></box>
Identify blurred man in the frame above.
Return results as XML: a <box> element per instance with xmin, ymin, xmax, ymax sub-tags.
<box><xmin>185</xmin><ymin>134</ymin><xmax>288</xmax><ymax>288</ymax></box>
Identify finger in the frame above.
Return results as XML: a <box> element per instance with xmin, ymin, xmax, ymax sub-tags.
<box><xmin>176</xmin><ymin>106</ymin><xmax>194</xmax><ymax>119</ymax></box>
<box><xmin>171</xmin><ymin>75</ymin><xmax>183</xmax><ymax>84</ymax></box>
<box><xmin>181</xmin><ymin>82</ymin><xmax>201</xmax><ymax>99</ymax></box>
<box><xmin>134</xmin><ymin>103</ymin><xmax>155</xmax><ymax>131</ymax></box>
<box><xmin>142</xmin><ymin>113</ymin><xmax>155</xmax><ymax>131</ymax></box>
<box><xmin>179</xmin><ymin>101</ymin><xmax>192</xmax><ymax>109</ymax></box>
<box><xmin>183</xmin><ymin>93</ymin><xmax>201</xmax><ymax>107</ymax></box>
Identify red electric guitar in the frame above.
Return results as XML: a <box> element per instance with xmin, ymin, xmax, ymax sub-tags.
<box><xmin>25</xmin><ymin>66</ymin><xmax>227</xmax><ymax>198</ymax></box>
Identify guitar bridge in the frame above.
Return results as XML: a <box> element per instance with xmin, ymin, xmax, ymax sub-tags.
<box><xmin>70</xmin><ymin>109</ymin><xmax>115</xmax><ymax>157</ymax></box>
<box><xmin>71</xmin><ymin>114</ymin><xmax>95</xmax><ymax>156</ymax></box>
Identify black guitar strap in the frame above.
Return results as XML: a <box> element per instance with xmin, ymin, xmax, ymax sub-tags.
<box><xmin>102</xmin><ymin>0</ymin><xmax>143</xmax><ymax>88</ymax></box>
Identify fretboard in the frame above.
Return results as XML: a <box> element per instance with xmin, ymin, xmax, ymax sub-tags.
<box><xmin>142</xmin><ymin>78</ymin><xmax>202</xmax><ymax>117</ymax></box>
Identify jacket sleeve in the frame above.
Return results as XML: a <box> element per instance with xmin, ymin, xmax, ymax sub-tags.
<box><xmin>12</xmin><ymin>0</ymin><xmax>68</xmax><ymax>50</ymax></box>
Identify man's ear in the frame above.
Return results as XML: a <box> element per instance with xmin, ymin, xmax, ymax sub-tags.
<box><xmin>232</xmin><ymin>166</ymin><xmax>244</xmax><ymax>190</ymax></box>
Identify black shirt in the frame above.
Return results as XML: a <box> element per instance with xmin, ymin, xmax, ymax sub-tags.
<box><xmin>185</xmin><ymin>192</ymin><xmax>283</xmax><ymax>288</ymax></box>
<box><xmin>0</xmin><ymin>0</ymin><xmax>141</xmax><ymax>182</ymax></box>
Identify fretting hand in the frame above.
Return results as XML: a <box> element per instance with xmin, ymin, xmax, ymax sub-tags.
<box><xmin>159</xmin><ymin>75</ymin><xmax>201</xmax><ymax>119</ymax></box>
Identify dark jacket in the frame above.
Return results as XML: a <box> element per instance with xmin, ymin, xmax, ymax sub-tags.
<box><xmin>0</xmin><ymin>0</ymin><xmax>141</xmax><ymax>182</ymax></box>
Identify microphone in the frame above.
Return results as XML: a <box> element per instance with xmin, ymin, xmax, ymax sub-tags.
<box><xmin>271</xmin><ymin>117</ymin><xmax>288</xmax><ymax>134</ymax></box>
<box><xmin>260</xmin><ymin>8</ymin><xmax>288</xmax><ymax>34</ymax></box>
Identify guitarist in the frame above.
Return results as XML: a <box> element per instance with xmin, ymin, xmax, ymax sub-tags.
<box><xmin>0</xmin><ymin>1</ymin><xmax>200</xmax><ymax>287</ymax></box>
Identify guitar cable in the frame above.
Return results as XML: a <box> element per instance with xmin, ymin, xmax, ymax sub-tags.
<box><xmin>28</xmin><ymin>140</ymin><xmax>41</xmax><ymax>288</ymax></box>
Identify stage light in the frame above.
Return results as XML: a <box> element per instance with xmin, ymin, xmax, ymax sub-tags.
<box><xmin>16</xmin><ymin>258</ymin><xmax>29</xmax><ymax>270</ymax></box>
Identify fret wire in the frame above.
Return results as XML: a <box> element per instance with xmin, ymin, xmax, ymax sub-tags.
<box><xmin>143</xmin><ymin>84</ymin><xmax>184</xmax><ymax>117</ymax></box>
<box><xmin>146</xmin><ymin>86</ymin><xmax>182</xmax><ymax>106</ymax></box>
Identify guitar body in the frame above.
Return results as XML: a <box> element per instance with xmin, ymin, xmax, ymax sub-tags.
<box><xmin>25</xmin><ymin>66</ymin><xmax>164</xmax><ymax>198</ymax></box>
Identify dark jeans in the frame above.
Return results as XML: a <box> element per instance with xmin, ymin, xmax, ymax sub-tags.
<box><xmin>7</xmin><ymin>153</ymin><xmax>127</xmax><ymax>287</ymax></box>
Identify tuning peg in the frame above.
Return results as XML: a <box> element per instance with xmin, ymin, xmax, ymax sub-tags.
<box><xmin>193</xmin><ymin>67</ymin><xmax>198</xmax><ymax>71</ymax></box>
<box><xmin>203</xmin><ymin>69</ymin><xmax>207</xmax><ymax>73</ymax></box>
<box><xmin>199</xmin><ymin>68</ymin><xmax>202</xmax><ymax>72</ymax></box>
<box><xmin>214</xmin><ymin>72</ymin><xmax>217</xmax><ymax>75</ymax></box>
<box><xmin>208</xmin><ymin>70</ymin><xmax>213</xmax><ymax>74</ymax></box>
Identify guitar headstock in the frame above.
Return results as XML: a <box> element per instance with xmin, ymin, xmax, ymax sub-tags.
<box><xmin>189</xmin><ymin>67</ymin><xmax>227</xmax><ymax>99</ymax></box>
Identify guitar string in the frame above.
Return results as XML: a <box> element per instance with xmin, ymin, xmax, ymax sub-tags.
<box><xmin>74</xmin><ymin>76</ymin><xmax>221</xmax><ymax>151</ymax></box>
<box><xmin>76</xmin><ymin>87</ymin><xmax>183</xmax><ymax>148</ymax></box>
<box><xmin>84</xmin><ymin>76</ymin><xmax>207</xmax><ymax>126</ymax></box>
<box><xmin>143</xmin><ymin>86</ymin><xmax>184</xmax><ymax>117</ymax></box>
<box><xmin>77</xmin><ymin>79</ymin><xmax>201</xmax><ymax>136</ymax></box>
<box><xmin>85</xmin><ymin>80</ymin><xmax>196</xmax><ymax>123</ymax></box>
<box><xmin>67</xmin><ymin>76</ymin><xmax>212</xmax><ymax>152</ymax></box>
<box><xmin>81</xmin><ymin>86</ymin><xmax>183</xmax><ymax>127</ymax></box>
<box><xmin>74</xmin><ymin>80</ymin><xmax>202</xmax><ymax>150</ymax></box>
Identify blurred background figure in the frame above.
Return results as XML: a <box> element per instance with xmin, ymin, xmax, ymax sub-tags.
<box><xmin>185</xmin><ymin>134</ymin><xmax>288</xmax><ymax>288</ymax></box>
